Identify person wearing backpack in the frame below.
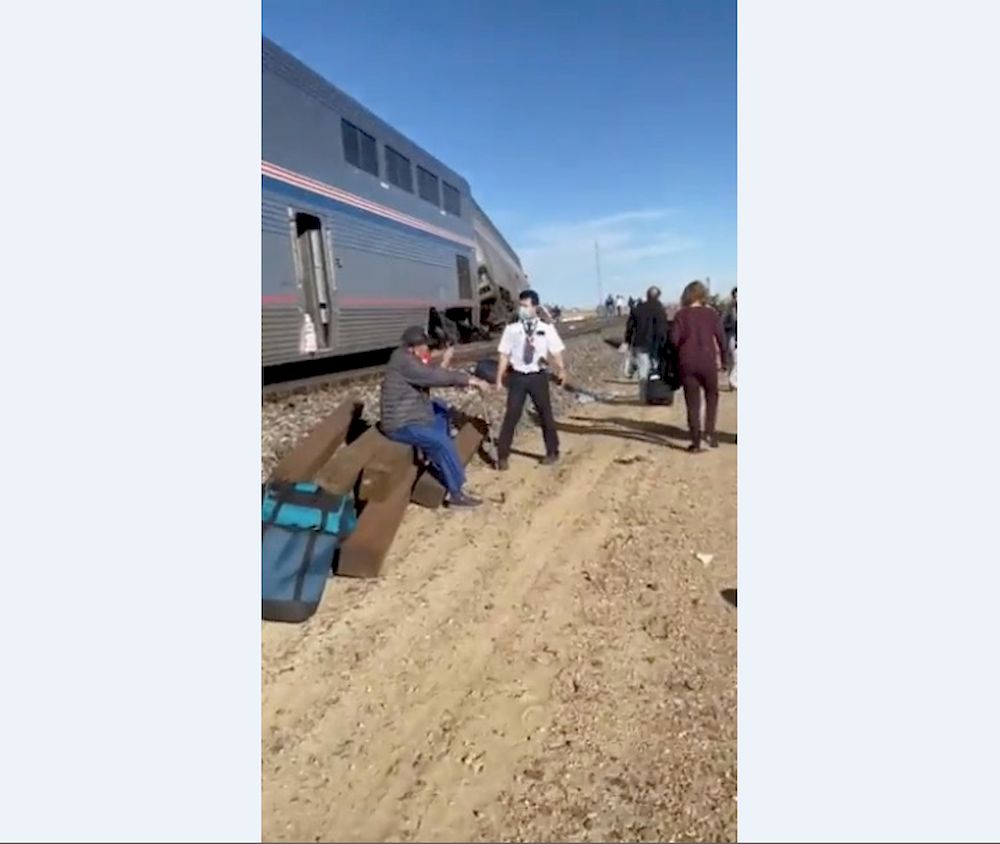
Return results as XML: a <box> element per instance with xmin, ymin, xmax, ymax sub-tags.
<box><xmin>380</xmin><ymin>326</ymin><xmax>491</xmax><ymax>508</ymax></box>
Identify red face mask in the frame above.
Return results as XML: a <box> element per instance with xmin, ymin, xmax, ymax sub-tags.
<box><xmin>417</xmin><ymin>350</ymin><xmax>431</xmax><ymax>365</ymax></box>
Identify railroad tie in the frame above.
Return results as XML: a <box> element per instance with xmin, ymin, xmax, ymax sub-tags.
<box><xmin>337</xmin><ymin>461</ymin><xmax>417</xmax><ymax>578</ymax></box>
<box><xmin>357</xmin><ymin>436</ymin><xmax>415</xmax><ymax>502</ymax></box>
<box><xmin>268</xmin><ymin>399</ymin><xmax>363</xmax><ymax>483</ymax></box>
<box><xmin>315</xmin><ymin>426</ymin><xmax>385</xmax><ymax>494</ymax></box>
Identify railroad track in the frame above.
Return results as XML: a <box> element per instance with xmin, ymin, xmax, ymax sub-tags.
<box><xmin>263</xmin><ymin>316</ymin><xmax>621</xmax><ymax>399</ymax></box>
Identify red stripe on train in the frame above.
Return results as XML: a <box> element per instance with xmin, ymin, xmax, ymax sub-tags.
<box><xmin>262</xmin><ymin>295</ymin><xmax>472</xmax><ymax>308</ymax></box>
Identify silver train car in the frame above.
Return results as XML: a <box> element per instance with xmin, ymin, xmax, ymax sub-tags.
<box><xmin>262</xmin><ymin>37</ymin><xmax>525</xmax><ymax>366</ymax></box>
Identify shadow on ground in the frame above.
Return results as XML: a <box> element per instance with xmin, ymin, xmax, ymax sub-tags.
<box><xmin>510</xmin><ymin>447</ymin><xmax>546</xmax><ymax>461</ymax></box>
<box><xmin>554</xmin><ymin>415</ymin><xmax>736</xmax><ymax>450</ymax></box>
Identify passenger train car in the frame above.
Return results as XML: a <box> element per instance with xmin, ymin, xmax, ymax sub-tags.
<box><xmin>262</xmin><ymin>37</ymin><xmax>525</xmax><ymax>367</ymax></box>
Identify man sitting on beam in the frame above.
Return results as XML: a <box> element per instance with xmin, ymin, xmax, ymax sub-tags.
<box><xmin>379</xmin><ymin>326</ymin><xmax>491</xmax><ymax>509</ymax></box>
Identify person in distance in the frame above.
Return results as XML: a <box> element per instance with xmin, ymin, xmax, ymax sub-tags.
<box><xmin>723</xmin><ymin>286</ymin><xmax>737</xmax><ymax>391</ymax></box>
<box><xmin>625</xmin><ymin>285</ymin><xmax>669</xmax><ymax>402</ymax></box>
<box><xmin>380</xmin><ymin>326</ymin><xmax>490</xmax><ymax>508</ymax></box>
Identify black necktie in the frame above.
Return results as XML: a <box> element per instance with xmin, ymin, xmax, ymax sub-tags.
<box><xmin>522</xmin><ymin>322</ymin><xmax>536</xmax><ymax>364</ymax></box>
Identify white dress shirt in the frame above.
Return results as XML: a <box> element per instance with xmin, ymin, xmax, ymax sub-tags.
<box><xmin>497</xmin><ymin>320</ymin><xmax>566</xmax><ymax>373</ymax></box>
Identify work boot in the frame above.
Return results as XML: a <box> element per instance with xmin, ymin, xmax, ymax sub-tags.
<box><xmin>540</xmin><ymin>454</ymin><xmax>559</xmax><ymax>466</ymax></box>
<box><xmin>497</xmin><ymin>458</ymin><xmax>510</xmax><ymax>471</ymax></box>
<box><xmin>448</xmin><ymin>492</ymin><xmax>482</xmax><ymax>509</ymax></box>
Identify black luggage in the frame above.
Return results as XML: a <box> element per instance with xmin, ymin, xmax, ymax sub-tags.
<box><xmin>645</xmin><ymin>373</ymin><xmax>674</xmax><ymax>406</ymax></box>
<box><xmin>658</xmin><ymin>339</ymin><xmax>681</xmax><ymax>390</ymax></box>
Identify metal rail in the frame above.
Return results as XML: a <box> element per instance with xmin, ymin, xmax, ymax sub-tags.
<box><xmin>263</xmin><ymin>316</ymin><xmax>619</xmax><ymax>400</ymax></box>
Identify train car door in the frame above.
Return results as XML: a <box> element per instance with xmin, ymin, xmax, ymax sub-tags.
<box><xmin>290</xmin><ymin>211</ymin><xmax>335</xmax><ymax>350</ymax></box>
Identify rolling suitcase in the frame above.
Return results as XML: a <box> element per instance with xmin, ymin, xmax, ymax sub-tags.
<box><xmin>645</xmin><ymin>372</ymin><xmax>674</xmax><ymax>406</ymax></box>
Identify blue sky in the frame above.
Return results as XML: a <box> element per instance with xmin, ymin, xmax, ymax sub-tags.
<box><xmin>263</xmin><ymin>0</ymin><xmax>735</xmax><ymax>306</ymax></box>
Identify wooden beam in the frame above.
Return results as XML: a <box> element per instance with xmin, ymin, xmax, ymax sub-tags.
<box><xmin>336</xmin><ymin>463</ymin><xmax>418</xmax><ymax>578</ymax></box>
<box><xmin>269</xmin><ymin>400</ymin><xmax>363</xmax><ymax>483</ymax></box>
<box><xmin>358</xmin><ymin>436</ymin><xmax>415</xmax><ymax>502</ymax></box>
<box><xmin>314</xmin><ymin>426</ymin><xmax>385</xmax><ymax>495</ymax></box>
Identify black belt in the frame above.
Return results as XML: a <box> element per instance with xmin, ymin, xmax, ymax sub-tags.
<box><xmin>511</xmin><ymin>369</ymin><xmax>545</xmax><ymax>375</ymax></box>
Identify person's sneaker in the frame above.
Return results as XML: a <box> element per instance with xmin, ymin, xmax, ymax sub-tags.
<box><xmin>540</xmin><ymin>454</ymin><xmax>560</xmax><ymax>466</ymax></box>
<box><xmin>707</xmin><ymin>434</ymin><xmax>720</xmax><ymax>449</ymax></box>
<box><xmin>497</xmin><ymin>458</ymin><xmax>510</xmax><ymax>471</ymax></box>
<box><xmin>448</xmin><ymin>492</ymin><xmax>482</xmax><ymax>508</ymax></box>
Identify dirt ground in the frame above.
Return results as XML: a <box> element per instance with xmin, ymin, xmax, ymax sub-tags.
<box><xmin>262</xmin><ymin>381</ymin><xmax>737</xmax><ymax>843</ymax></box>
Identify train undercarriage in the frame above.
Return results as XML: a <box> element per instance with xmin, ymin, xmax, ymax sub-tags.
<box><xmin>427</xmin><ymin>265</ymin><xmax>519</xmax><ymax>348</ymax></box>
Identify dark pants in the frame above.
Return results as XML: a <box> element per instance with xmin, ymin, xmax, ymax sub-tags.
<box><xmin>388</xmin><ymin>400</ymin><xmax>465</xmax><ymax>495</ymax></box>
<box><xmin>497</xmin><ymin>371</ymin><xmax>559</xmax><ymax>459</ymax></box>
<box><xmin>681</xmin><ymin>367</ymin><xmax>719</xmax><ymax>445</ymax></box>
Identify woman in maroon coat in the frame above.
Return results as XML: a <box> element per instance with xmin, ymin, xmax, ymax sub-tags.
<box><xmin>669</xmin><ymin>280</ymin><xmax>731</xmax><ymax>452</ymax></box>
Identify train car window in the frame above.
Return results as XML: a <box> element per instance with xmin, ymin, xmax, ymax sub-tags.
<box><xmin>360</xmin><ymin>134</ymin><xmax>379</xmax><ymax>177</ymax></box>
<box><xmin>385</xmin><ymin>146</ymin><xmax>414</xmax><ymax>193</ymax></box>
<box><xmin>341</xmin><ymin>119</ymin><xmax>379</xmax><ymax>178</ymax></box>
<box><xmin>417</xmin><ymin>165</ymin><xmax>440</xmax><ymax>206</ymax></box>
<box><xmin>442</xmin><ymin>181</ymin><xmax>462</xmax><ymax>217</ymax></box>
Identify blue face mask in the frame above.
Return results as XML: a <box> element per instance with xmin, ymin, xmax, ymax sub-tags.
<box><xmin>519</xmin><ymin>306</ymin><xmax>535</xmax><ymax>321</ymax></box>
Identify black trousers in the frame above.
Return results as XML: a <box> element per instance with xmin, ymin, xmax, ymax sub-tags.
<box><xmin>681</xmin><ymin>366</ymin><xmax>720</xmax><ymax>445</ymax></box>
<box><xmin>497</xmin><ymin>371</ymin><xmax>559</xmax><ymax>459</ymax></box>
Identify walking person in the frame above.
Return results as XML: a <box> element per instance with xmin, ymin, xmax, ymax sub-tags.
<box><xmin>495</xmin><ymin>289</ymin><xmax>567</xmax><ymax>470</ymax></box>
<box><xmin>670</xmin><ymin>280</ymin><xmax>731</xmax><ymax>452</ymax></box>
<box><xmin>620</xmin><ymin>297</ymin><xmax>640</xmax><ymax>379</ymax></box>
<box><xmin>626</xmin><ymin>286</ymin><xmax>669</xmax><ymax>403</ymax></box>
<box><xmin>380</xmin><ymin>326</ymin><xmax>491</xmax><ymax>507</ymax></box>
<box><xmin>723</xmin><ymin>286</ymin><xmax>737</xmax><ymax>391</ymax></box>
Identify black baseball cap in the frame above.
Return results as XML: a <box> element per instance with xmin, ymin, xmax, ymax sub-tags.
<box><xmin>401</xmin><ymin>325</ymin><xmax>431</xmax><ymax>347</ymax></box>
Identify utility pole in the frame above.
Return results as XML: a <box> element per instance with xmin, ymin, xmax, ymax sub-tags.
<box><xmin>595</xmin><ymin>241</ymin><xmax>603</xmax><ymax>307</ymax></box>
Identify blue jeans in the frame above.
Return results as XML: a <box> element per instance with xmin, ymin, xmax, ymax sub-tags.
<box><xmin>388</xmin><ymin>400</ymin><xmax>466</xmax><ymax>496</ymax></box>
<box><xmin>635</xmin><ymin>351</ymin><xmax>654</xmax><ymax>402</ymax></box>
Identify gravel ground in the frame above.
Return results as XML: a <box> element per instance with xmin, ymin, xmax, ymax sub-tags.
<box><xmin>262</xmin><ymin>331</ymin><xmax>624</xmax><ymax>481</ymax></box>
<box><xmin>261</xmin><ymin>334</ymin><xmax>737</xmax><ymax>842</ymax></box>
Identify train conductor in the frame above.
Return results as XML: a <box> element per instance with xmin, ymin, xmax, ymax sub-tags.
<box><xmin>495</xmin><ymin>289</ymin><xmax>567</xmax><ymax>470</ymax></box>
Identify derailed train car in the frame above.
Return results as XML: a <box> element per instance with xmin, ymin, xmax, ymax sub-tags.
<box><xmin>262</xmin><ymin>37</ymin><xmax>524</xmax><ymax>366</ymax></box>
<box><xmin>471</xmin><ymin>198</ymin><xmax>528</xmax><ymax>331</ymax></box>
